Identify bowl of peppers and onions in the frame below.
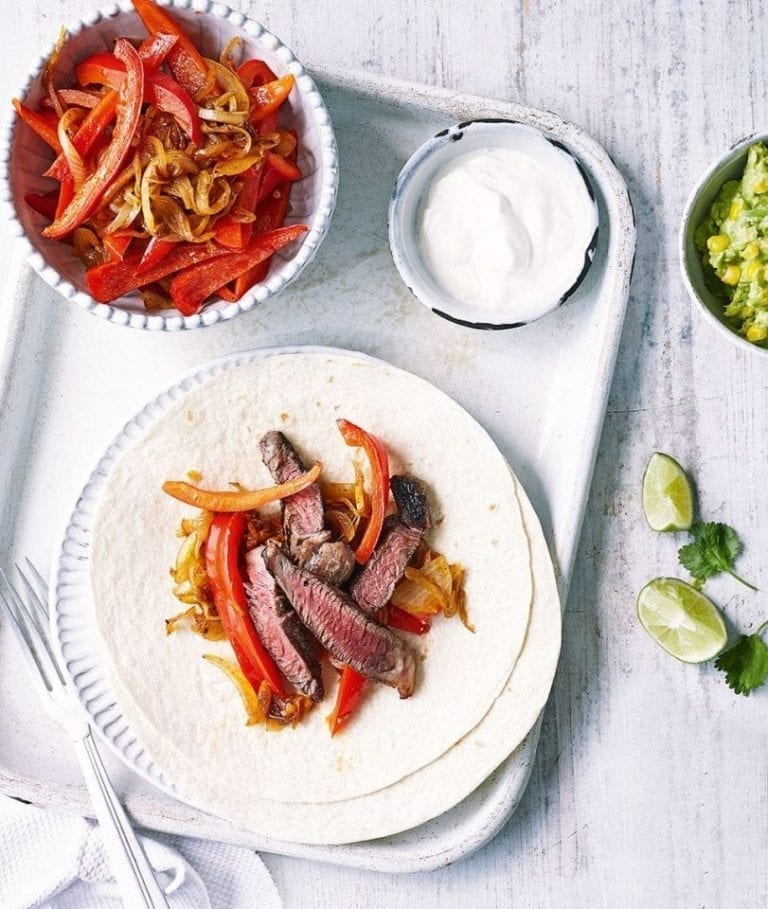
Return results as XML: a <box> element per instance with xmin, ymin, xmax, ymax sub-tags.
<box><xmin>3</xmin><ymin>0</ymin><xmax>338</xmax><ymax>329</ymax></box>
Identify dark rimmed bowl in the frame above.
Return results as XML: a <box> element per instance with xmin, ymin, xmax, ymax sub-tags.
<box><xmin>387</xmin><ymin>119</ymin><xmax>599</xmax><ymax>330</ymax></box>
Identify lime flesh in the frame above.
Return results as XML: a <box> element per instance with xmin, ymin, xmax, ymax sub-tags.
<box><xmin>642</xmin><ymin>452</ymin><xmax>694</xmax><ymax>532</ymax></box>
<box><xmin>637</xmin><ymin>578</ymin><xmax>727</xmax><ymax>663</ymax></box>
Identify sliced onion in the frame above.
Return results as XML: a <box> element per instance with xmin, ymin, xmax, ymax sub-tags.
<box><xmin>57</xmin><ymin>108</ymin><xmax>87</xmax><ymax>190</ymax></box>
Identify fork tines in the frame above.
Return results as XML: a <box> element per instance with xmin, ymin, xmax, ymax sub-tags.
<box><xmin>0</xmin><ymin>563</ymin><xmax>64</xmax><ymax>692</ymax></box>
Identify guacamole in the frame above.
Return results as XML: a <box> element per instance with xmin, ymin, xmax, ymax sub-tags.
<box><xmin>695</xmin><ymin>141</ymin><xmax>768</xmax><ymax>345</ymax></box>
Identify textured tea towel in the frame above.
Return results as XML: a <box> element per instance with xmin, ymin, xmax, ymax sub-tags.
<box><xmin>0</xmin><ymin>795</ymin><xmax>281</xmax><ymax>909</ymax></box>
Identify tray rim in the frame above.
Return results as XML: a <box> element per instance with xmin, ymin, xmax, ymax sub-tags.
<box><xmin>0</xmin><ymin>67</ymin><xmax>635</xmax><ymax>874</ymax></box>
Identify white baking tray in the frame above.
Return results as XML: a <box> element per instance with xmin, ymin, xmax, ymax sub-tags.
<box><xmin>0</xmin><ymin>67</ymin><xmax>635</xmax><ymax>873</ymax></box>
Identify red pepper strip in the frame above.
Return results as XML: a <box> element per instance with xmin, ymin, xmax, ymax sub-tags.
<box><xmin>229</xmin><ymin>133</ymin><xmax>299</xmax><ymax>297</ymax></box>
<box><xmin>336</xmin><ymin>419</ymin><xmax>390</xmax><ymax>564</ymax></box>
<box><xmin>236</xmin><ymin>59</ymin><xmax>277</xmax><ymax>89</ymax></box>
<box><xmin>132</xmin><ymin>0</ymin><xmax>210</xmax><ymax>97</ymax></box>
<box><xmin>12</xmin><ymin>100</ymin><xmax>62</xmax><ymax>152</ymax></box>
<box><xmin>138</xmin><ymin>31</ymin><xmax>178</xmax><ymax>68</ymax></box>
<box><xmin>103</xmin><ymin>232</ymin><xmax>133</xmax><ymax>262</ymax></box>
<box><xmin>76</xmin><ymin>54</ymin><xmax>201</xmax><ymax>145</ymax></box>
<box><xmin>25</xmin><ymin>192</ymin><xmax>59</xmax><ymax>220</ymax></box>
<box><xmin>86</xmin><ymin>242</ymin><xmax>228</xmax><ymax>302</ymax></box>
<box><xmin>43</xmin><ymin>40</ymin><xmax>144</xmax><ymax>241</ymax></box>
<box><xmin>137</xmin><ymin>236</ymin><xmax>176</xmax><ymax>274</ymax></box>
<box><xmin>55</xmin><ymin>177</ymin><xmax>74</xmax><ymax>218</ymax></box>
<box><xmin>257</xmin><ymin>110</ymin><xmax>280</xmax><ymax>137</ymax></box>
<box><xmin>206</xmin><ymin>513</ymin><xmax>286</xmax><ymax>698</ymax></box>
<box><xmin>214</xmin><ymin>167</ymin><xmax>262</xmax><ymax>249</ymax></box>
<box><xmin>170</xmin><ymin>225</ymin><xmax>308</xmax><ymax>315</ymax></box>
<box><xmin>58</xmin><ymin>89</ymin><xmax>102</xmax><ymax>109</ymax></box>
<box><xmin>256</xmin><ymin>153</ymin><xmax>301</xmax><ymax>205</ymax></box>
<box><xmin>327</xmin><ymin>666</ymin><xmax>367</xmax><ymax>736</ymax></box>
<box><xmin>386</xmin><ymin>606</ymin><xmax>431</xmax><ymax>635</ymax></box>
<box><xmin>249</xmin><ymin>75</ymin><xmax>295</xmax><ymax>123</ymax></box>
<box><xmin>44</xmin><ymin>90</ymin><xmax>118</xmax><ymax>181</ymax></box>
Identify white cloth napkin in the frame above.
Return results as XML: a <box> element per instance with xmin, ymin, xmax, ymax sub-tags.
<box><xmin>0</xmin><ymin>796</ymin><xmax>281</xmax><ymax>909</ymax></box>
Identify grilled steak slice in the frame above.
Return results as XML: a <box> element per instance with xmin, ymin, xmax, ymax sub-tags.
<box><xmin>260</xmin><ymin>431</ymin><xmax>325</xmax><ymax>542</ymax></box>
<box><xmin>390</xmin><ymin>474</ymin><xmax>432</xmax><ymax>532</ymax></box>
<box><xmin>245</xmin><ymin>546</ymin><xmax>324</xmax><ymax>701</ymax></box>
<box><xmin>264</xmin><ymin>541</ymin><xmax>416</xmax><ymax>698</ymax></box>
<box><xmin>300</xmin><ymin>539</ymin><xmax>357</xmax><ymax>588</ymax></box>
<box><xmin>350</xmin><ymin>475</ymin><xmax>432</xmax><ymax>615</ymax></box>
<box><xmin>259</xmin><ymin>431</ymin><xmax>355</xmax><ymax>585</ymax></box>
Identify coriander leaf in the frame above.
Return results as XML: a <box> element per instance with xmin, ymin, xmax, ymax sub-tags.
<box><xmin>678</xmin><ymin>521</ymin><xmax>757</xmax><ymax>591</ymax></box>
<box><xmin>714</xmin><ymin>629</ymin><xmax>768</xmax><ymax>696</ymax></box>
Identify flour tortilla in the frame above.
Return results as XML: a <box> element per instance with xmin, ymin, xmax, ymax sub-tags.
<box><xmin>91</xmin><ymin>352</ymin><xmax>532</xmax><ymax>804</ymax></box>
<box><xmin>119</xmin><ymin>474</ymin><xmax>561</xmax><ymax>844</ymax></box>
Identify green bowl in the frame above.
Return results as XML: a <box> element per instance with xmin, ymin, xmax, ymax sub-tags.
<box><xmin>679</xmin><ymin>131</ymin><xmax>768</xmax><ymax>356</ymax></box>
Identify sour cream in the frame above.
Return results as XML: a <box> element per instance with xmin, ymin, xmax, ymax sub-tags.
<box><xmin>417</xmin><ymin>138</ymin><xmax>598</xmax><ymax>323</ymax></box>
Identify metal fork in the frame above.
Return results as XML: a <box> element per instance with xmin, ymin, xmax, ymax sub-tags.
<box><xmin>0</xmin><ymin>560</ymin><xmax>169</xmax><ymax>909</ymax></box>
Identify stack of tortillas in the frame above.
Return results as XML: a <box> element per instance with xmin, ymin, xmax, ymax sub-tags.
<box><xmin>90</xmin><ymin>351</ymin><xmax>561</xmax><ymax>844</ymax></box>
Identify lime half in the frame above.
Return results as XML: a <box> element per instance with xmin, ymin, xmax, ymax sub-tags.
<box><xmin>637</xmin><ymin>578</ymin><xmax>727</xmax><ymax>663</ymax></box>
<box><xmin>642</xmin><ymin>452</ymin><xmax>694</xmax><ymax>532</ymax></box>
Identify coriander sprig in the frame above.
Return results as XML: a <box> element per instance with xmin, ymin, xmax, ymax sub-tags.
<box><xmin>714</xmin><ymin>620</ymin><xmax>768</xmax><ymax>696</ymax></box>
<box><xmin>678</xmin><ymin>520</ymin><xmax>757</xmax><ymax>591</ymax></box>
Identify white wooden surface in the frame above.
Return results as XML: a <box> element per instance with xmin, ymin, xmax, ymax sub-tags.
<box><xmin>1</xmin><ymin>0</ymin><xmax>766</xmax><ymax>906</ymax></box>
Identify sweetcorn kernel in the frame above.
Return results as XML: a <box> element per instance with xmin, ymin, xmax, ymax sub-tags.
<box><xmin>745</xmin><ymin>260</ymin><xmax>763</xmax><ymax>280</ymax></box>
<box><xmin>747</xmin><ymin>324</ymin><xmax>767</xmax><ymax>342</ymax></box>
<box><xmin>721</xmin><ymin>265</ymin><xmax>742</xmax><ymax>285</ymax></box>
<box><xmin>754</xmin><ymin>180</ymin><xmax>768</xmax><ymax>193</ymax></box>
<box><xmin>729</xmin><ymin>199</ymin><xmax>744</xmax><ymax>219</ymax></box>
<box><xmin>707</xmin><ymin>234</ymin><xmax>730</xmax><ymax>253</ymax></box>
<box><xmin>743</xmin><ymin>242</ymin><xmax>760</xmax><ymax>260</ymax></box>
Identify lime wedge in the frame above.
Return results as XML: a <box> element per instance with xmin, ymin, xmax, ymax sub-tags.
<box><xmin>637</xmin><ymin>578</ymin><xmax>727</xmax><ymax>663</ymax></box>
<box><xmin>642</xmin><ymin>452</ymin><xmax>694</xmax><ymax>532</ymax></box>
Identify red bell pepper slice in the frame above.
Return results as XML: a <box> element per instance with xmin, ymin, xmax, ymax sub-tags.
<box><xmin>386</xmin><ymin>606</ymin><xmax>431</xmax><ymax>635</ymax></box>
<box><xmin>76</xmin><ymin>53</ymin><xmax>201</xmax><ymax>145</ymax></box>
<box><xmin>103</xmin><ymin>232</ymin><xmax>132</xmax><ymax>262</ymax></box>
<box><xmin>213</xmin><ymin>167</ymin><xmax>262</xmax><ymax>250</ymax></box>
<box><xmin>170</xmin><ymin>224</ymin><xmax>308</xmax><ymax>315</ymax></box>
<box><xmin>256</xmin><ymin>153</ymin><xmax>301</xmax><ymax>205</ymax></box>
<box><xmin>236</xmin><ymin>59</ymin><xmax>277</xmax><ymax>89</ymax></box>
<box><xmin>45</xmin><ymin>90</ymin><xmax>118</xmax><ymax>182</ymax></box>
<box><xmin>137</xmin><ymin>236</ymin><xmax>176</xmax><ymax>274</ymax></box>
<box><xmin>327</xmin><ymin>666</ymin><xmax>367</xmax><ymax>736</ymax></box>
<box><xmin>249</xmin><ymin>75</ymin><xmax>295</xmax><ymax>123</ymax></box>
<box><xmin>257</xmin><ymin>110</ymin><xmax>280</xmax><ymax>136</ymax></box>
<box><xmin>12</xmin><ymin>100</ymin><xmax>62</xmax><ymax>152</ymax></box>
<box><xmin>25</xmin><ymin>192</ymin><xmax>59</xmax><ymax>220</ymax></box>
<box><xmin>336</xmin><ymin>419</ymin><xmax>390</xmax><ymax>565</ymax></box>
<box><xmin>132</xmin><ymin>0</ymin><xmax>210</xmax><ymax>97</ymax></box>
<box><xmin>205</xmin><ymin>512</ymin><xmax>285</xmax><ymax>698</ymax></box>
<box><xmin>86</xmin><ymin>242</ymin><xmax>229</xmax><ymax>302</ymax></box>
<box><xmin>43</xmin><ymin>39</ymin><xmax>144</xmax><ymax>241</ymax></box>
<box><xmin>138</xmin><ymin>32</ymin><xmax>178</xmax><ymax>68</ymax></box>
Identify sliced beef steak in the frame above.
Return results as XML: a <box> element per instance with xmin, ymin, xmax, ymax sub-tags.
<box><xmin>263</xmin><ymin>541</ymin><xmax>416</xmax><ymax>698</ymax></box>
<box><xmin>259</xmin><ymin>431</ymin><xmax>355</xmax><ymax>586</ymax></box>
<box><xmin>245</xmin><ymin>546</ymin><xmax>324</xmax><ymax>701</ymax></box>
<box><xmin>349</xmin><ymin>475</ymin><xmax>432</xmax><ymax>615</ymax></box>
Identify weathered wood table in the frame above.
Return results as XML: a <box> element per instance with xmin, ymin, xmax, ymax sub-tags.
<box><xmin>1</xmin><ymin>0</ymin><xmax>765</xmax><ymax>905</ymax></box>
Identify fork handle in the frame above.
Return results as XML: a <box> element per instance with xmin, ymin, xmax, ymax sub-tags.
<box><xmin>72</xmin><ymin>731</ymin><xmax>170</xmax><ymax>908</ymax></box>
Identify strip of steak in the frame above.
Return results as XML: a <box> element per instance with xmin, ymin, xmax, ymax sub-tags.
<box><xmin>244</xmin><ymin>546</ymin><xmax>324</xmax><ymax>701</ymax></box>
<box><xmin>263</xmin><ymin>541</ymin><xmax>416</xmax><ymax>698</ymax></box>
<box><xmin>259</xmin><ymin>431</ymin><xmax>355</xmax><ymax>586</ymax></box>
<box><xmin>349</xmin><ymin>475</ymin><xmax>432</xmax><ymax>615</ymax></box>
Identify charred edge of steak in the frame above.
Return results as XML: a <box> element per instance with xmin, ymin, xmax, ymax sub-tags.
<box><xmin>245</xmin><ymin>547</ymin><xmax>324</xmax><ymax>701</ymax></box>
<box><xmin>264</xmin><ymin>541</ymin><xmax>416</xmax><ymax>698</ymax></box>
<box><xmin>259</xmin><ymin>430</ymin><xmax>306</xmax><ymax>483</ymax></box>
<box><xmin>390</xmin><ymin>474</ymin><xmax>431</xmax><ymax>532</ymax></box>
<box><xmin>302</xmin><ymin>539</ymin><xmax>357</xmax><ymax>587</ymax></box>
<box><xmin>349</xmin><ymin>515</ymin><xmax>423</xmax><ymax>615</ymax></box>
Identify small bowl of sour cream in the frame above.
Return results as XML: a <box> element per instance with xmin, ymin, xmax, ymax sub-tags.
<box><xmin>388</xmin><ymin>120</ymin><xmax>599</xmax><ymax>328</ymax></box>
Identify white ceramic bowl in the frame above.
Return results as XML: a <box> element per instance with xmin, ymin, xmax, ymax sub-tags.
<box><xmin>388</xmin><ymin>119</ymin><xmax>599</xmax><ymax>330</ymax></box>
<box><xmin>680</xmin><ymin>131</ymin><xmax>768</xmax><ymax>356</ymax></box>
<box><xmin>0</xmin><ymin>0</ymin><xmax>338</xmax><ymax>331</ymax></box>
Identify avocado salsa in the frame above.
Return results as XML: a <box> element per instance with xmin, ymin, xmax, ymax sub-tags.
<box><xmin>695</xmin><ymin>141</ymin><xmax>768</xmax><ymax>345</ymax></box>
